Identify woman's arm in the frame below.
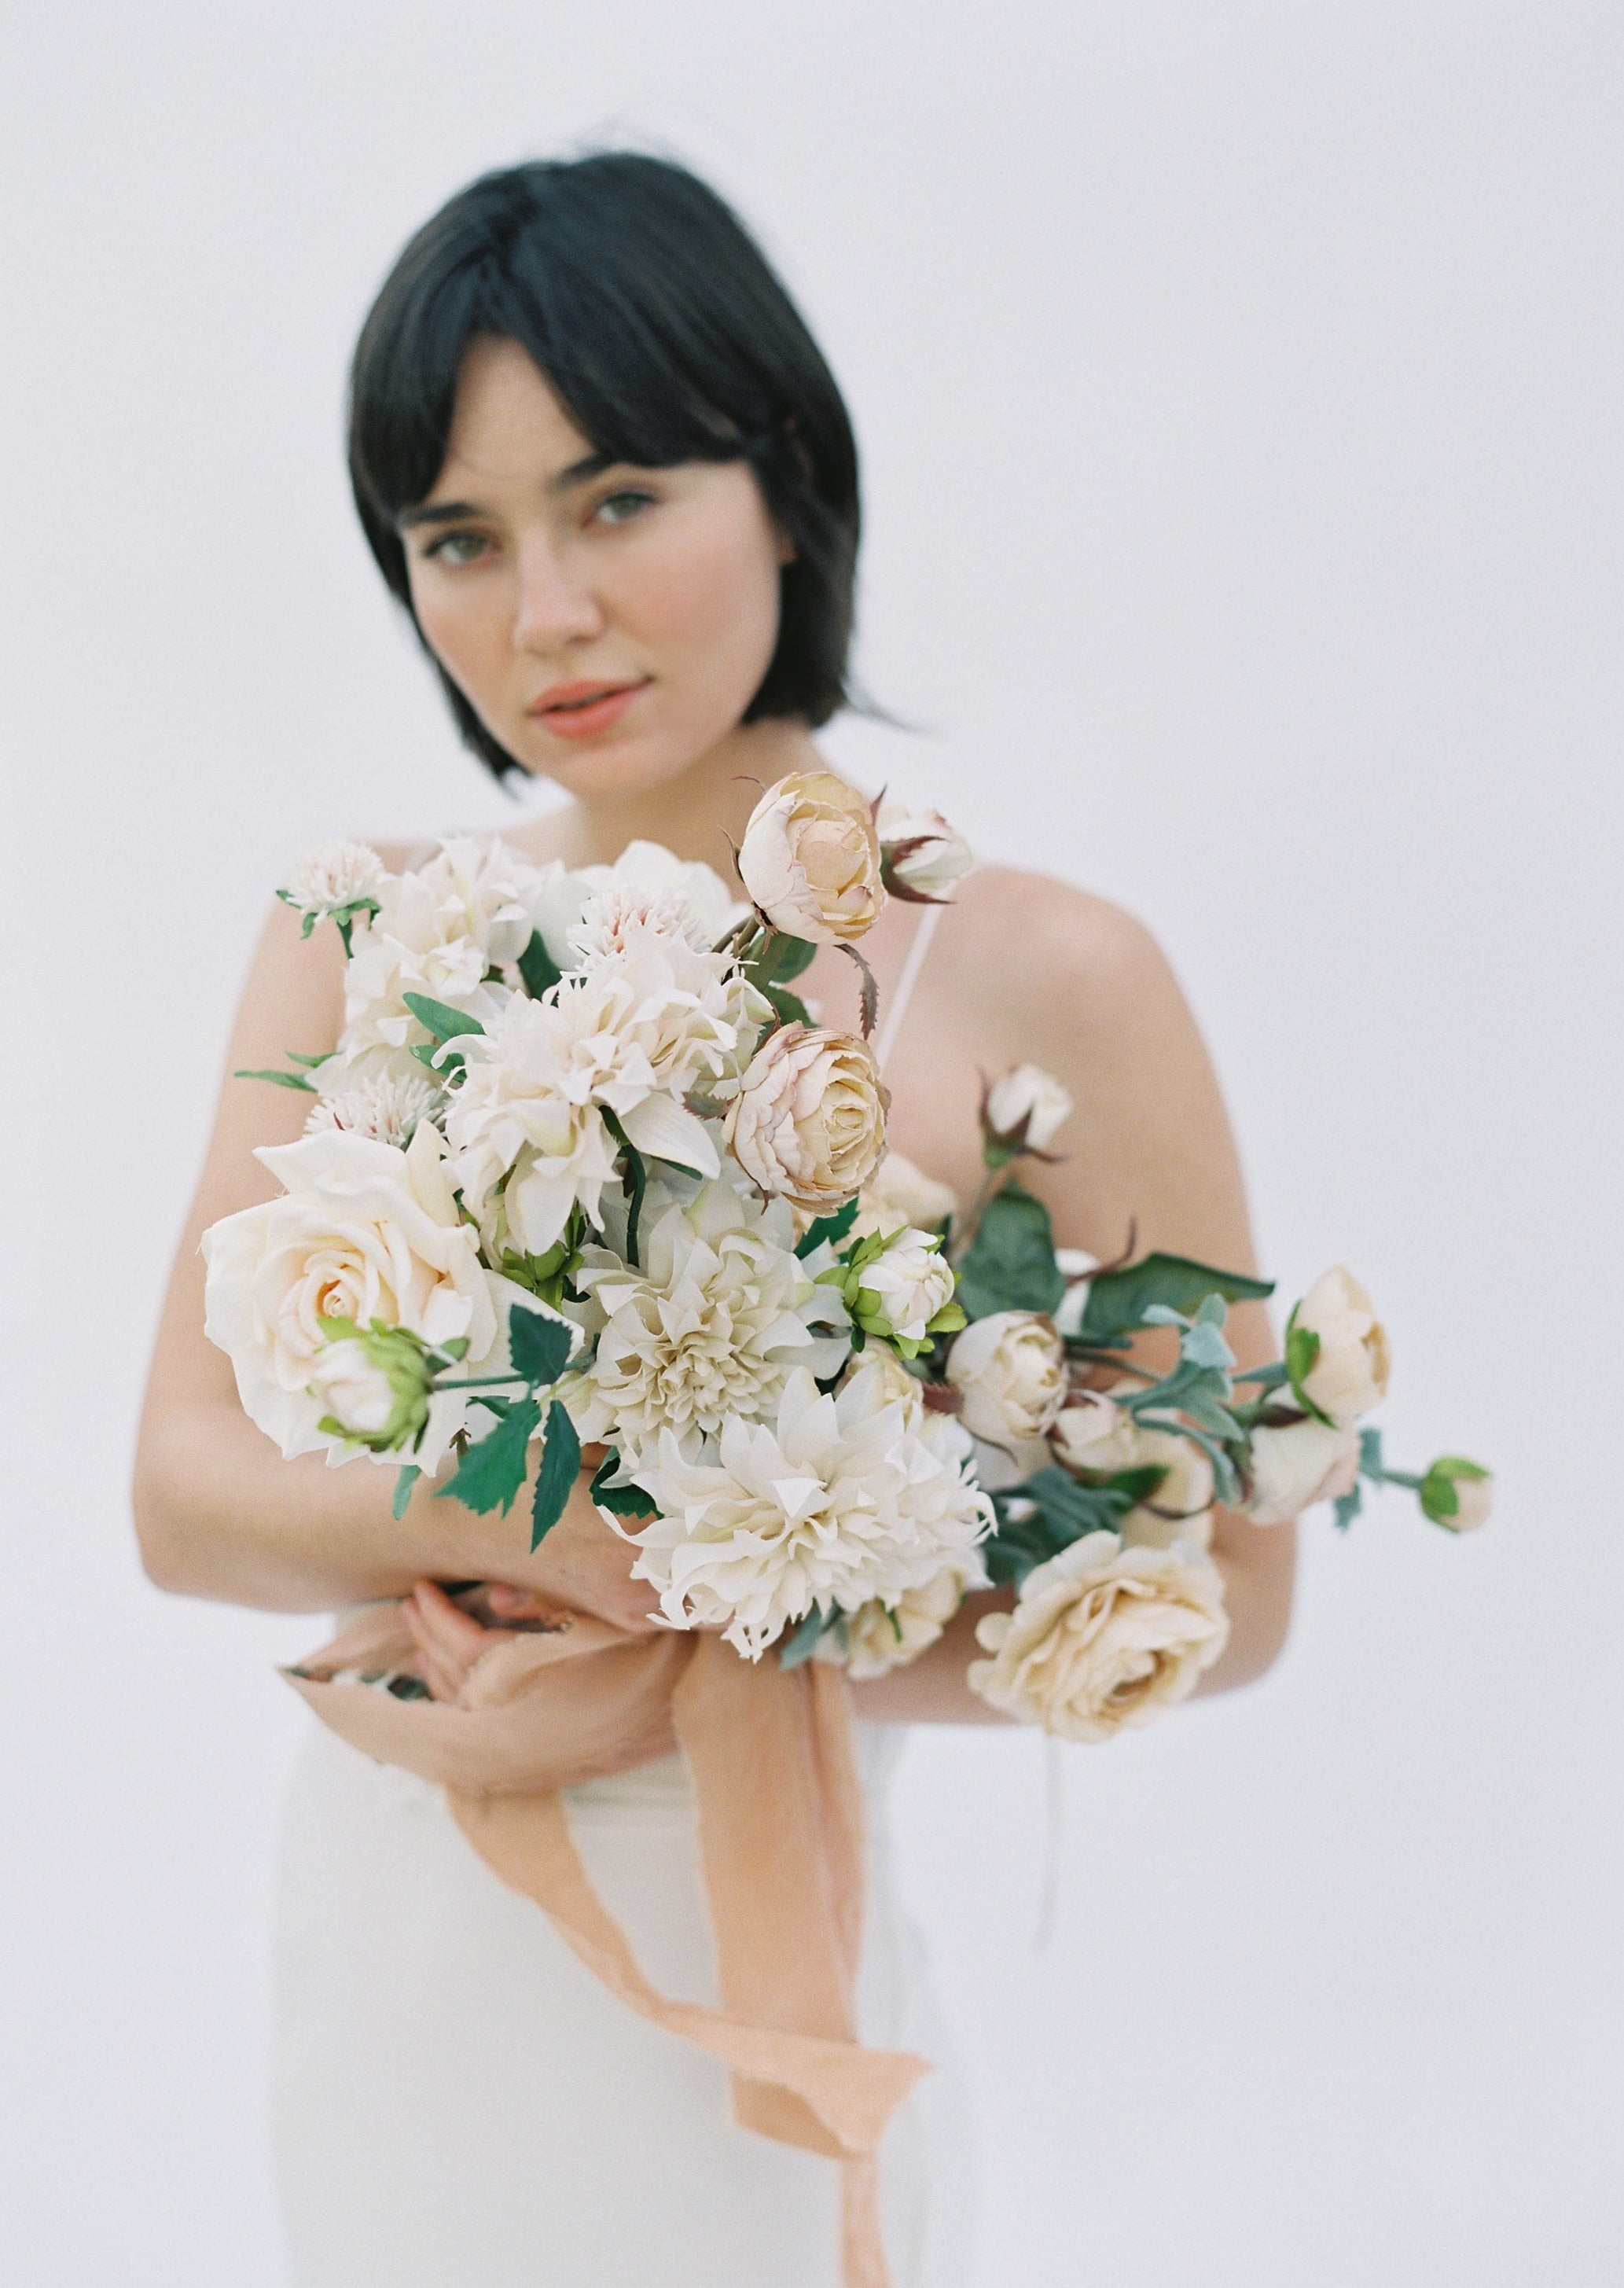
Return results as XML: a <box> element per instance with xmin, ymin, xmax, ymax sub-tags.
<box><xmin>132</xmin><ymin>892</ymin><xmax>658</xmax><ymax>1630</ymax></box>
<box><xmin>852</xmin><ymin>870</ymin><xmax>1296</xmax><ymax>1724</ymax></box>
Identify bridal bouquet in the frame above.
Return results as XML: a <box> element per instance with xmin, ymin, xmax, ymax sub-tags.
<box><xmin>203</xmin><ymin>773</ymin><xmax>1489</xmax><ymax>1742</ymax></box>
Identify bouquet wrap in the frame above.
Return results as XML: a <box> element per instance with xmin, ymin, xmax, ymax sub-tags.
<box><xmin>286</xmin><ymin>1606</ymin><xmax>927</xmax><ymax>2288</ymax></box>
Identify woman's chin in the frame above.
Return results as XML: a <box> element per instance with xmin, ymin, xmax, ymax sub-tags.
<box><xmin>507</xmin><ymin>723</ymin><xmax>719</xmax><ymax>804</ymax></box>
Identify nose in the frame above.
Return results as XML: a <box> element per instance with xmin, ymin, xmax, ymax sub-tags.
<box><xmin>511</xmin><ymin>535</ymin><xmax>604</xmax><ymax>654</ymax></box>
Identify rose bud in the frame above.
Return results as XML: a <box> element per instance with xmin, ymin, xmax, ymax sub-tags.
<box><xmin>876</xmin><ymin>799</ymin><xmax>973</xmax><ymax>904</ymax></box>
<box><xmin>944</xmin><ymin>1309</ymin><xmax>1067</xmax><ymax>1442</ymax></box>
<box><xmin>981</xmin><ymin>1062</ymin><xmax>1073</xmax><ymax>1167</ymax></box>
<box><xmin>307</xmin><ymin>1320</ymin><xmax>437</xmax><ymax>1454</ymax></box>
<box><xmin>825</xmin><ymin>1225</ymin><xmax>964</xmax><ymax>1357</ymax></box>
<box><xmin>1285</xmin><ymin>1266</ymin><xmax>1391</xmax><ymax>1427</ymax></box>
<box><xmin>737</xmin><ymin>771</ymin><xmax>885</xmax><ymax>944</ymax></box>
<box><xmin>1419</xmin><ymin>1455</ymin><xmax>1493</xmax><ymax>1532</ymax></box>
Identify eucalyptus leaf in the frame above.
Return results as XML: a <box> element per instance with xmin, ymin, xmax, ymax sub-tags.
<box><xmin>1333</xmin><ymin>1479</ymin><xmax>1365</xmax><ymax>1532</ymax></box>
<box><xmin>531</xmin><ymin>1401</ymin><xmax>581</xmax><ymax>1549</ymax></box>
<box><xmin>778</xmin><ymin>1603</ymin><xmax>836</xmax><ymax>1669</ymax></box>
<box><xmin>391</xmin><ymin>1465</ymin><xmax>421</xmax><ymax>1521</ymax></box>
<box><xmin>953</xmin><ymin>1184</ymin><xmax>1066</xmax><ymax>1319</ymax></box>
<box><xmin>1080</xmin><ymin>1253</ymin><xmax>1274</xmax><ymax>1344</ymax></box>
<box><xmin>435</xmin><ymin>1399</ymin><xmax>539</xmax><ymax>1516</ymax></box>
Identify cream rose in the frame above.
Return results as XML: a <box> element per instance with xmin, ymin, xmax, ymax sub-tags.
<box><xmin>1290</xmin><ymin>1266</ymin><xmax>1391</xmax><ymax>1426</ymax></box>
<box><xmin>983</xmin><ymin>1063</ymin><xmax>1073</xmax><ymax>1156</ymax></box>
<box><xmin>1420</xmin><ymin>1455</ymin><xmax>1494</xmax><ymax>1533</ymax></box>
<box><xmin>968</xmin><ymin>1532</ymin><xmax>1230</xmax><ymax>1741</ymax></box>
<box><xmin>853</xmin><ymin>1150</ymin><xmax>958</xmax><ymax>1238</ymax></box>
<box><xmin>818</xmin><ymin>1557</ymin><xmax>981</xmax><ymax>1681</ymax></box>
<box><xmin>724</xmin><ymin>1023</ymin><xmax>889</xmax><ymax>1210</ymax></box>
<box><xmin>1242</xmin><ymin>1416</ymin><xmax>1361</xmax><ymax>1525</ymax></box>
<box><xmin>737</xmin><ymin>771</ymin><xmax>884</xmax><ymax>944</ymax></box>
<box><xmin>1051</xmin><ymin>1394</ymin><xmax>1217</xmax><ymax>1549</ymax></box>
<box><xmin>200</xmin><ymin>1123</ymin><xmax>505</xmax><ymax>1472</ymax></box>
<box><xmin>875</xmin><ymin>800</ymin><xmax>973</xmax><ymax>903</ymax></box>
<box><xmin>945</xmin><ymin>1310</ymin><xmax>1067</xmax><ymax>1443</ymax></box>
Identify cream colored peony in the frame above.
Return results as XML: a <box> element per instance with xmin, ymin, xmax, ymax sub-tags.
<box><xmin>875</xmin><ymin>800</ymin><xmax>973</xmax><ymax>903</ymax></box>
<box><xmin>1049</xmin><ymin>1393</ymin><xmax>1217</xmax><ymax>1549</ymax></box>
<box><xmin>737</xmin><ymin>772</ymin><xmax>885</xmax><ymax>944</ymax></box>
<box><xmin>1291</xmin><ymin>1267</ymin><xmax>1391</xmax><ymax>1427</ymax></box>
<box><xmin>724</xmin><ymin>1024</ymin><xmax>889</xmax><ymax>1211</ymax></box>
<box><xmin>564</xmin><ymin>1183</ymin><xmax>851</xmax><ymax>1447</ymax></box>
<box><xmin>1242</xmin><ymin>1416</ymin><xmax>1361</xmax><ymax>1525</ymax></box>
<box><xmin>446</xmin><ymin>942</ymin><xmax>761</xmax><ymax>1253</ymax></box>
<box><xmin>818</xmin><ymin>1556</ymin><xmax>983</xmax><ymax>1681</ymax></box>
<box><xmin>852</xmin><ymin>1150</ymin><xmax>958</xmax><ymax>1239</ymax></box>
<box><xmin>945</xmin><ymin>1310</ymin><xmax>1067</xmax><ymax>1443</ymax></box>
<box><xmin>200</xmin><ymin>1123</ymin><xmax>512</xmax><ymax>1472</ymax></box>
<box><xmin>968</xmin><ymin>1532</ymin><xmax>1229</xmax><ymax>1741</ymax></box>
<box><xmin>621</xmin><ymin>1359</ymin><xmax>994</xmax><ymax>1660</ymax></box>
<box><xmin>338</xmin><ymin>837</ymin><xmax>558</xmax><ymax>1058</ymax></box>
<box><xmin>984</xmin><ymin>1063</ymin><xmax>1073</xmax><ymax>1153</ymax></box>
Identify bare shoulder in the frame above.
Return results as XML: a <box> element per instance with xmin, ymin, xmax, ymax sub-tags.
<box><xmin>939</xmin><ymin>865</ymin><xmax>1181</xmax><ymax>1046</ymax></box>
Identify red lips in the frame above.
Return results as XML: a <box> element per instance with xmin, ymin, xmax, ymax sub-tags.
<box><xmin>527</xmin><ymin>678</ymin><xmax>648</xmax><ymax>739</ymax></box>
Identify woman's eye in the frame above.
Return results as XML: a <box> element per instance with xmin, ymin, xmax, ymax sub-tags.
<box><xmin>593</xmin><ymin>488</ymin><xmax>656</xmax><ymax>528</ymax></box>
<box><xmin>422</xmin><ymin>531</ymin><xmax>491</xmax><ymax>566</ymax></box>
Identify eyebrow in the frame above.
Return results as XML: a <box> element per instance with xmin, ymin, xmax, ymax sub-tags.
<box><xmin>397</xmin><ymin>452</ymin><xmax>619</xmax><ymax>532</ymax></box>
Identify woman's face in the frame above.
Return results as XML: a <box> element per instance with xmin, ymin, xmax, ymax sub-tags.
<box><xmin>401</xmin><ymin>337</ymin><xmax>789</xmax><ymax>795</ymax></box>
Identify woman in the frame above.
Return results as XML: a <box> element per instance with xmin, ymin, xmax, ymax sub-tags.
<box><xmin>134</xmin><ymin>153</ymin><xmax>1295</xmax><ymax>2286</ymax></box>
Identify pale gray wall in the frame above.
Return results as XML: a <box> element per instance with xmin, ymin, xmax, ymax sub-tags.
<box><xmin>4</xmin><ymin>4</ymin><xmax>1619</xmax><ymax>2280</ymax></box>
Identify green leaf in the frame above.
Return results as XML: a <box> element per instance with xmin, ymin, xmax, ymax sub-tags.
<box><xmin>1332</xmin><ymin>1479</ymin><xmax>1365</xmax><ymax>1532</ymax></box>
<box><xmin>1359</xmin><ymin>1425</ymin><xmax>1385</xmax><ymax>1480</ymax></box>
<box><xmin>795</xmin><ymin>1197</ymin><xmax>861</xmax><ymax>1258</ymax></box>
<box><xmin>763</xmin><ymin>983</ymin><xmax>813</xmax><ymax>1027</ymax></box>
<box><xmin>391</xmin><ymin>1465</ymin><xmax>421</xmax><ymax>1520</ymax></box>
<box><xmin>1080</xmin><ymin>1253</ymin><xmax>1274</xmax><ymax>1344</ymax></box>
<box><xmin>953</xmin><ymin>1184</ymin><xmax>1066</xmax><ymax>1319</ymax></box>
<box><xmin>751</xmin><ymin>930</ymin><xmax>818</xmax><ymax>985</ymax></box>
<box><xmin>508</xmin><ymin>1307</ymin><xmax>573</xmax><ymax>1389</ymax></box>
<box><xmin>588</xmin><ymin>1451</ymin><xmax>658</xmax><ymax>1520</ymax></box>
<box><xmin>286</xmin><ymin>1050</ymin><xmax>331</xmax><ymax>1068</ymax></box>
<box><xmin>531</xmin><ymin>1401</ymin><xmax>581</xmax><ymax>1549</ymax></box>
<box><xmin>234</xmin><ymin>1066</ymin><xmax>318</xmax><ymax>1093</ymax></box>
<box><xmin>402</xmin><ymin>991</ymin><xmax>485</xmax><ymax>1044</ymax></box>
<box><xmin>435</xmin><ymin>1399</ymin><xmax>539</xmax><ymax>1516</ymax></box>
<box><xmin>601</xmin><ymin>1110</ymin><xmax>648</xmax><ymax>1267</ymax></box>
<box><xmin>778</xmin><ymin>1603</ymin><xmax>836</xmax><ymax>1669</ymax></box>
<box><xmin>517</xmin><ymin>929</ymin><xmax>563</xmax><ymax>999</ymax></box>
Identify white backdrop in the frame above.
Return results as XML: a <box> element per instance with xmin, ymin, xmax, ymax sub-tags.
<box><xmin>4</xmin><ymin>5</ymin><xmax>1620</xmax><ymax>2282</ymax></box>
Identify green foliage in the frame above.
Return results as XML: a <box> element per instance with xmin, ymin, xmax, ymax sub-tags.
<box><xmin>391</xmin><ymin>1465</ymin><xmax>421</xmax><ymax>1520</ymax></box>
<box><xmin>1079</xmin><ymin>1253</ymin><xmax>1274</xmax><ymax>1346</ymax></box>
<box><xmin>517</xmin><ymin>929</ymin><xmax>563</xmax><ymax>999</ymax></box>
<box><xmin>234</xmin><ymin>1066</ymin><xmax>318</xmax><ymax>1093</ymax></box>
<box><xmin>763</xmin><ymin>983</ymin><xmax>812</xmax><ymax>1027</ymax></box>
<box><xmin>531</xmin><ymin>1401</ymin><xmax>581</xmax><ymax>1549</ymax></box>
<box><xmin>601</xmin><ymin>1110</ymin><xmax>648</xmax><ymax>1266</ymax></box>
<box><xmin>402</xmin><ymin>991</ymin><xmax>485</xmax><ymax>1044</ymax></box>
<box><xmin>778</xmin><ymin>1602</ymin><xmax>838</xmax><ymax>1669</ymax></box>
<box><xmin>435</xmin><ymin>1399</ymin><xmax>539</xmax><ymax>1517</ymax></box>
<box><xmin>508</xmin><ymin>1307</ymin><xmax>572</xmax><ymax>1389</ymax></box>
<box><xmin>1284</xmin><ymin>1315</ymin><xmax>1325</xmax><ymax>1414</ymax></box>
<box><xmin>795</xmin><ymin>1197</ymin><xmax>860</xmax><ymax>1258</ymax></box>
<box><xmin>749</xmin><ymin>931</ymin><xmax>818</xmax><ymax>987</ymax></box>
<box><xmin>953</xmin><ymin>1184</ymin><xmax>1066</xmax><ymax>1319</ymax></box>
<box><xmin>588</xmin><ymin>1451</ymin><xmax>658</xmax><ymax>1520</ymax></box>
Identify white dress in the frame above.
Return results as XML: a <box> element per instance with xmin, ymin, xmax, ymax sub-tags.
<box><xmin>269</xmin><ymin>907</ymin><xmax>977</xmax><ymax>2285</ymax></box>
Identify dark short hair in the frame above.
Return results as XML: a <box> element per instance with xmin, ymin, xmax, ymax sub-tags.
<box><xmin>347</xmin><ymin>152</ymin><xmax>862</xmax><ymax>782</ymax></box>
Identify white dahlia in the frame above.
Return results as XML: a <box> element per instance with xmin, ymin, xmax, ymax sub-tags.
<box><xmin>338</xmin><ymin>836</ymin><xmax>560</xmax><ymax>1058</ymax></box>
<box><xmin>566</xmin><ymin>1183</ymin><xmax>851</xmax><ymax>1448</ymax></box>
<box><xmin>621</xmin><ymin>1358</ymin><xmax>994</xmax><ymax>1660</ymax></box>
<box><xmin>306</xmin><ymin>1064</ymin><xmax>443</xmax><ymax>1150</ymax></box>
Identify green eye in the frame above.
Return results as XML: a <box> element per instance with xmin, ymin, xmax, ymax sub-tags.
<box><xmin>594</xmin><ymin>489</ymin><xmax>655</xmax><ymax>527</ymax></box>
<box><xmin>424</xmin><ymin>531</ymin><xmax>490</xmax><ymax>565</ymax></box>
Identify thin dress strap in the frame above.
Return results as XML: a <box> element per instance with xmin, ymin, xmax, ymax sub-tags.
<box><xmin>873</xmin><ymin>903</ymin><xmax>943</xmax><ymax>1076</ymax></box>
